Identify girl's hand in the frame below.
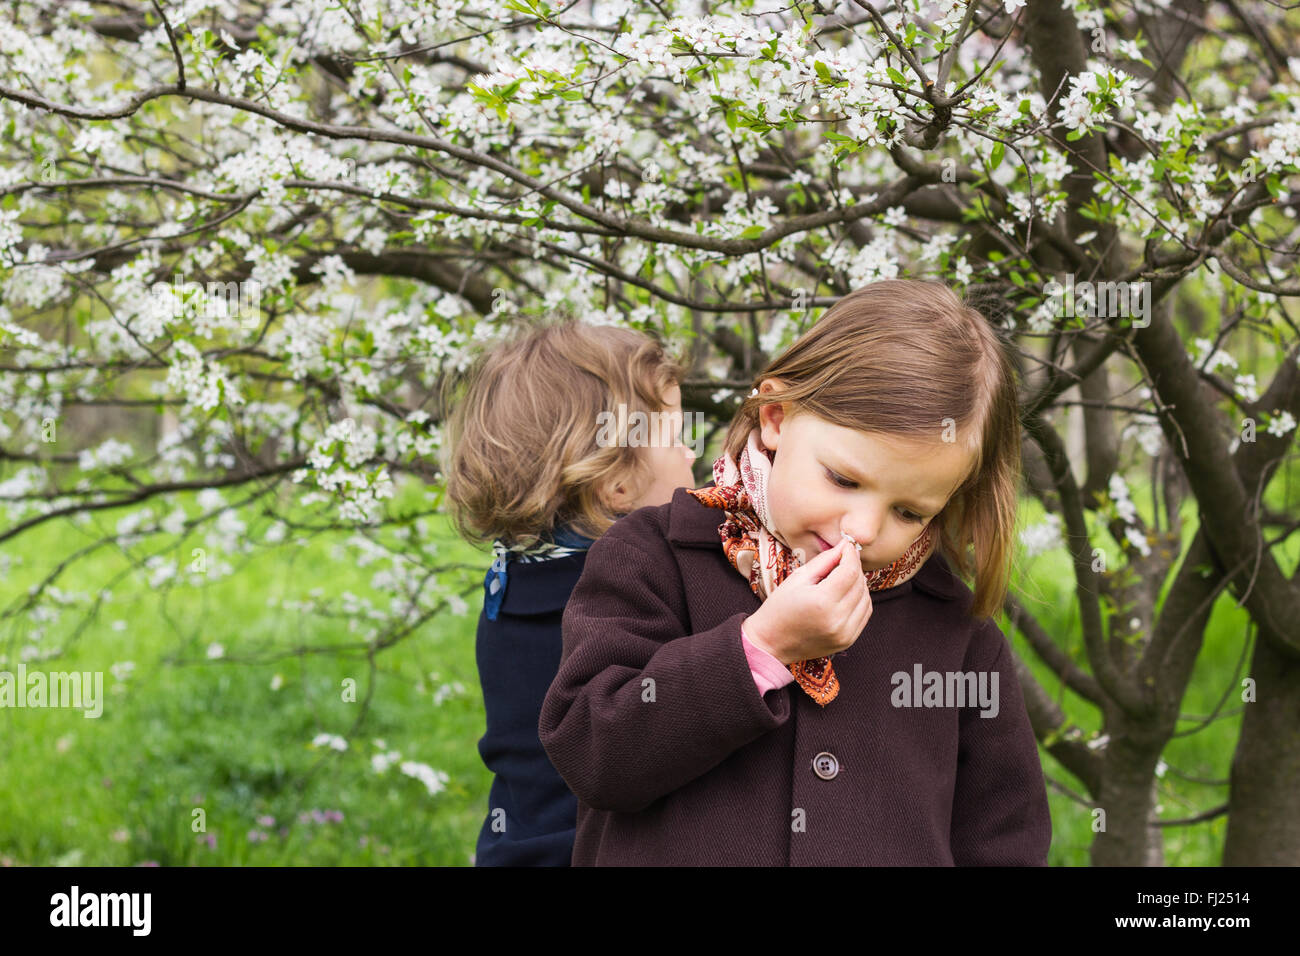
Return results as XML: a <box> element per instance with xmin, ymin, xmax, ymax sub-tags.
<box><xmin>743</xmin><ymin>537</ymin><xmax>873</xmax><ymax>665</ymax></box>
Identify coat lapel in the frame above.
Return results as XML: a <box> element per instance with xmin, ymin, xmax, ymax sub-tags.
<box><xmin>667</xmin><ymin>484</ymin><xmax>763</xmax><ymax>631</ymax></box>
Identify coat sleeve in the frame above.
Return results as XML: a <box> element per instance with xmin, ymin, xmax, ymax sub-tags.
<box><xmin>948</xmin><ymin>620</ymin><xmax>1053</xmax><ymax>866</ymax></box>
<box><xmin>538</xmin><ymin>522</ymin><xmax>791</xmax><ymax>813</ymax></box>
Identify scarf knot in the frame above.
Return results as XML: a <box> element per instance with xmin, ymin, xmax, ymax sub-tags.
<box><xmin>483</xmin><ymin>524</ymin><xmax>596</xmax><ymax>621</ymax></box>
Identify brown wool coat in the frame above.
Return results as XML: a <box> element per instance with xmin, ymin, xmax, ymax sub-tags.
<box><xmin>539</xmin><ymin>484</ymin><xmax>1052</xmax><ymax>866</ymax></box>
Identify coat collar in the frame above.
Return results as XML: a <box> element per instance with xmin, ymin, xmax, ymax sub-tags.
<box><xmin>496</xmin><ymin>552</ymin><xmax>588</xmax><ymax>616</ymax></box>
<box><xmin>667</xmin><ymin>483</ymin><xmax>960</xmax><ymax>602</ymax></box>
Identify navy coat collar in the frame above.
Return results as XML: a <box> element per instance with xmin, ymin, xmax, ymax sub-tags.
<box><xmin>666</xmin><ymin>483</ymin><xmax>960</xmax><ymax>603</ymax></box>
<box><xmin>496</xmin><ymin>552</ymin><xmax>588</xmax><ymax>616</ymax></box>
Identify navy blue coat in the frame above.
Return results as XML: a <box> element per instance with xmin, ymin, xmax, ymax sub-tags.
<box><xmin>473</xmin><ymin>551</ymin><xmax>586</xmax><ymax>866</ymax></box>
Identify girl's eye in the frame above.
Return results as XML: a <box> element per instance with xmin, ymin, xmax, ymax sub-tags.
<box><xmin>826</xmin><ymin>469</ymin><xmax>926</xmax><ymax>523</ymax></box>
<box><xmin>826</xmin><ymin>469</ymin><xmax>855</xmax><ymax>489</ymax></box>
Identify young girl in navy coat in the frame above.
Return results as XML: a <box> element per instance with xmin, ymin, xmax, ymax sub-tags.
<box><xmin>441</xmin><ymin>317</ymin><xmax>696</xmax><ymax>866</ymax></box>
<box><xmin>539</xmin><ymin>279</ymin><xmax>1053</xmax><ymax>865</ymax></box>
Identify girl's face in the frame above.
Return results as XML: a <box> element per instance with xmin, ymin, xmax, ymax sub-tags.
<box><xmin>755</xmin><ymin>378</ymin><xmax>975</xmax><ymax>571</ymax></box>
<box><xmin>605</xmin><ymin>384</ymin><xmax>698</xmax><ymax>513</ymax></box>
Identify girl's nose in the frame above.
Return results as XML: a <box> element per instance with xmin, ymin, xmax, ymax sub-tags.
<box><xmin>841</xmin><ymin>514</ymin><xmax>881</xmax><ymax>547</ymax></box>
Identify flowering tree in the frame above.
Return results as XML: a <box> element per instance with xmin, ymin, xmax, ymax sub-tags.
<box><xmin>1</xmin><ymin>0</ymin><xmax>1298</xmax><ymax>865</ymax></box>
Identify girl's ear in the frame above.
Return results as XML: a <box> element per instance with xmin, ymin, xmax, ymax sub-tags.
<box><xmin>599</xmin><ymin>478</ymin><xmax>630</xmax><ymax>514</ymax></box>
<box><xmin>758</xmin><ymin>403</ymin><xmax>783</xmax><ymax>451</ymax></box>
<box><xmin>597</xmin><ymin>464</ymin><xmax>640</xmax><ymax>514</ymax></box>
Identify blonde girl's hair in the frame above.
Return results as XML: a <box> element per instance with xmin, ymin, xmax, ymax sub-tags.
<box><xmin>439</xmin><ymin>315</ymin><xmax>686</xmax><ymax>550</ymax></box>
<box><xmin>721</xmin><ymin>279</ymin><xmax>1021</xmax><ymax>621</ymax></box>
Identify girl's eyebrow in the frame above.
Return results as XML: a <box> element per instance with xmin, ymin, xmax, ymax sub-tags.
<box><xmin>823</xmin><ymin>457</ymin><xmax>943</xmax><ymax>514</ymax></box>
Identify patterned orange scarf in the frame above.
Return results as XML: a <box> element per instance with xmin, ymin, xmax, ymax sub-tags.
<box><xmin>686</xmin><ymin>426</ymin><xmax>934</xmax><ymax>706</ymax></box>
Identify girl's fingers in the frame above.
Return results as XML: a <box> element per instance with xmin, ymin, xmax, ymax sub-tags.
<box><xmin>800</xmin><ymin>537</ymin><xmax>854</xmax><ymax>585</ymax></box>
<box><xmin>812</xmin><ymin>539</ymin><xmax>851</xmax><ymax>595</ymax></box>
<box><xmin>849</xmin><ymin>578</ymin><xmax>872</xmax><ymax>633</ymax></box>
<box><xmin>829</xmin><ymin>539</ymin><xmax>866</xmax><ymax>597</ymax></box>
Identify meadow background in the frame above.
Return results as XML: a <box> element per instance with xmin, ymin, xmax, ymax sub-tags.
<box><xmin>2</xmin><ymin>453</ymin><xmax>1281</xmax><ymax>867</ymax></box>
<box><xmin>2</xmin><ymin>0</ymin><xmax>1297</xmax><ymax>867</ymax></box>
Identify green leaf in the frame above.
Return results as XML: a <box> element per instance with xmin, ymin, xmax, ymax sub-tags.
<box><xmin>739</xmin><ymin>225</ymin><xmax>766</xmax><ymax>239</ymax></box>
<box><xmin>990</xmin><ymin>142</ymin><xmax>1005</xmax><ymax>170</ymax></box>
<box><xmin>886</xmin><ymin>67</ymin><xmax>907</xmax><ymax>86</ymax></box>
<box><xmin>1041</xmin><ymin>723</ymin><xmax>1070</xmax><ymax>748</ymax></box>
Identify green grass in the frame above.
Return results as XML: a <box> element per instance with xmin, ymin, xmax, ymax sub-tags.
<box><xmin>0</xmin><ymin>478</ymin><xmax>493</xmax><ymax>866</ymax></box>
<box><xmin>1</xmin><ymin>471</ymin><xmax>1289</xmax><ymax>866</ymax></box>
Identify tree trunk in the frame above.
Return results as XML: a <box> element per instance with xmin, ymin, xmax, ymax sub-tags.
<box><xmin>1224</xmin><ymin>635</ymin><xmax>1300</xmax><ymax>864</ymax></box>
<box><xmin>1090</xmin><ymin>730</ymin><xmax>1166</xmax><ymax>865</ymax></box>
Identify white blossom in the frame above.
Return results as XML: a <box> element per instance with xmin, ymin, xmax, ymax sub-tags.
<box><xmin>400</xmin><ymin>760</ymin><xmax>449</xmax><ymax>796</ymax></box>
<box><xmin>1266</xmin><ymin>410</ymin><xmax>1297</xmax><ymax>437</ymax></box>
<box><xmin>1021</xmin><ymin>513</ymin><xmax>1065</xmax><ymax>557</ymax></box>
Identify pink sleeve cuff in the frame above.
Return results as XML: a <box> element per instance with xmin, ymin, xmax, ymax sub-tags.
<box><xmin>742</xmin><ymin>623</ymin><xmax>796</xmax><ymax>696</ymax></box>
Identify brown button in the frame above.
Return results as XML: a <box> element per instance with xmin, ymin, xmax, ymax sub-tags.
<box><xmin>812</xmin><ymin>751</ymin><xmax>839</xmax><ymax>780</ymax></box>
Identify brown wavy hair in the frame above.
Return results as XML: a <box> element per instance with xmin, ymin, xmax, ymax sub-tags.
<box><xmin>720</xmin><ymin>279</ymin><xmax>1022</xmax><ymax>621</ymax></box>
<box><xmin>439</xmin><ymin>315</ymin><xmax>686</xmax><ymax>550</ymax></box>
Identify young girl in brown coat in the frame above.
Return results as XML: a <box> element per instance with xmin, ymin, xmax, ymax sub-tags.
<box><xmin>539</xmin><ymin>280</ymin><xmax>1052</xmax><ymax>865</ymax></box>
